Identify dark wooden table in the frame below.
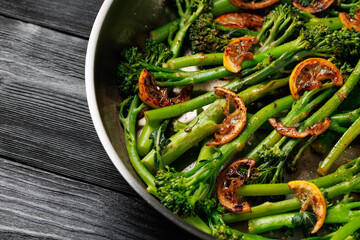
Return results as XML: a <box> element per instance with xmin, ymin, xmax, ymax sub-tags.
<box><xmin>0</xmin><ymin>1</ymin><xmax>194</xmax><ymax>239</ymax></box>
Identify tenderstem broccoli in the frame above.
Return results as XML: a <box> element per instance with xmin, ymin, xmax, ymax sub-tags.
<box><xmin>118</xmin><ymin>96</ymin><xmax>212</xmax><ymax>233</ymax></box>
<box><xmin>145</xmin><ymin>25</ymin><xmax>359</xmax><ymax>123</ymax></box>
<box><xmin>330</xmin><ymin>216</ymin><xmax>360</xmax><ymax>240</ymax></box>
<box><xmin>137</xmin><ymin>76</ymin><xmax>289</xmax><ymax>158</ymax></box>
<box><xmin>248</xmin><ymin>201</ymin><xmax>360</xmax><ymax>234</ymax></box>
<box><xmin>237</xmin><ymin>157</ymin><xmax>360</xmax><ymax>197</ymax></box>
<box><xmin>141</xmin><ymin>78</ymin><xmax>291</xmax><ymax>172</ymax></box>
<box><xmin>280</xmin><ymin>57</ymin><xmax>360</xmax><ymax>171</ymax></box>
<box><xmin>245</xmin><ymin>85</ymin><xmax>336</xmax><ymax>184</ymax></box>
<box><xmin>223</xmin><ymin>171</ymin><xmax>360</xmax><ymax>223</ymax></box>
<box><xmin>245</xmin><ymin>58</ymin><xmax>360</xmax><ymax>180</ymax></box>
<box><xmin>209</xmin><ymin>211</ymin><xmax>272</xmax><ymax>240</ymax></box>
<box><xmin>168</xmin><ymin>0</ymin><xmax>212</xmax><ymax>57</ymax></box>
<box><xmin>318</xmin><ymin>115</ymin><xmax>360</xmax><ymax>175</ymax></box>
<box><xmin>150</xmin><ymin>95</ymin><xmax>294</xmax><ymax>217</ymax></box>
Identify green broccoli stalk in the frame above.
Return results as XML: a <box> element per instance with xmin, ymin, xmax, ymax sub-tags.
<box><xmin>330</xmin><ymin>216</ymin><xmax>360</xmax><ymax>240</ymax></box>
<box><xmin>118</xmin><ymin>96</ymin><xmax>212</xmax><ymax>233</ymax></box>
<box><xmin>209</xmin><ymin>211</ymin><xmax>273</xmax><ymax>240</ymax></box>
<box><xmin>331</xmin><ymin>107</ymin><xmax>360</xmax><ymax>125</ymax></box>
<box><xmin>288</xmin><ymin>136</ymin><xmax>317</xmax><ymax>171</ymax></box>
<box><xmin>223</xmin><ymin>173</ymin><xmax>360</xmax><ymax>223</ymax></box>
<box><xmin>118</xmin><ymin>96</ymin><xmax>157</xmax><ymax>195</ymax></box>
<box><xmin>280</xmin><ymin>57</ymin><xmax>360</xmax><ymax>173</ymax></box>
<box><xmin>168</xmin><ymin>0</ymin><xmax>213</xmax><ymax>57</ymax></box>
<box><xmin>248</xmin><ymin>202</ymin><xmax>360</xmax><ymax>234</ymax></box>
<box><xmin>244</xmin><ymin>86</ymin><xmax>336</xmax><ymax>184</ymax></box>
<box><xmin>141</xmin><ymin>78</ymin><xmax>291</xmax><ymax>172</ymax></box>
<box><xmin>237</xmin><ymin>157</ymin><xmax>360</xmax><ymax>197</ymax></box>
<box><xmin>303</xmin><ymin>233</ymin><xmax>335</xmax><ymax>240</ymax></box>
<box><xmin>317</xmin><ymin>115</ymin><xmax>360</xmax><ymax>175</ymax></box>
<box><xmin>150</xmin><ymin>95</ymin><xmax>294</xmax><ymax>217</ymax></box>
<box><xmin>337</xmin><ymin>0</ymin><xmax>360</xmax><ymax>12</ymax></box>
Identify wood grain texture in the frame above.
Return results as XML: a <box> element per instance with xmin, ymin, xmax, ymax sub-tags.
<box><xmin>0</xmin><ymin>0</ymin><xmax>103</xmax><ymax>38</ymax></box>
<box><xmin>0</xmin><ymin>157</ymin><xmax>194</xmax><ymax>240</ymax></box>
<box><xmin>0</xmin><ymin>15</ymin><xmax>132</xmax><ymax>194</ymax></box>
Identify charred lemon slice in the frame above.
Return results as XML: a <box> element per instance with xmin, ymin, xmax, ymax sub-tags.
<box><xmin>292</xmin><ymin>0</ymin><xmax>334</xmax><ymax>13</ymax></box>
<box><xmin>289</xmin><ymin>58</ymin><xmax>342</xmax><ymax>100</ymax></box>
<box><xmin>230</xmin><ymin>0</ymin><xmax>280</xmax><ymax>9</ymax></box>
<box><xmin>339</xmin><ymin>10</ymin><xmax>360</xmax><ymax>33</ymax></box>
<box><xmin>138</xmin><ymin>69</ymin><xmax>192</xmax><ymax>108</ymax></box>
<box><xmin>268</xmin><ymin>118</ymin><xmax>332</xmax><ymax>138</ymax></box>
<box><xmin>216</xmin><ymin>158</ymin><xmax>256</xmax><ymax>213</ymax></box>
<box><xmin>288</xmin><ymin>180</ymin><xmax>326</xmax><ymax>234</ymax></box>
<box><xmin>223</xmin><ymin>37</ymin><xmax>258</xmax><ymax>73</ymax></box>
<box><xmin>215</xmin><ymin>13</ymin><xmax>263</xmax><ymax>31</ymax></box>
<box><xmin>207</xmin><ymin>87</ymin><xmax>247</xmax><ymax>146</ymax></box>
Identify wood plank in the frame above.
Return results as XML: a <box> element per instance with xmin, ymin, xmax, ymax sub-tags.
<box><xmin>0</xmin><ymin>0</ymin><xmax>103</xmax><ymax>38</ymax></box>
<box><xmin>0</xmin><ymin>157</ymin><xmax>194</xmax><ymax>239</ymax></box>
<box><xmin>0</xmin><ymin>15</ymin><xmax>132</xmax><ymax>193</ymax></box>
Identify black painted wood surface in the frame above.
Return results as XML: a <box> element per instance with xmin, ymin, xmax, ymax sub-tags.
<box><xmin>0</xmin><ymin>0</ymin><xmax>194</xmax><ymax>239</ymax></box>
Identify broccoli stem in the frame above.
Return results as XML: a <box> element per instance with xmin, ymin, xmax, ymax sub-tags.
<box><xmin>330</xmin><ymin>216</ymin><xmax>360</xmax><ymax>240</ymax></box>
<box><xmin>138</xmin><ymin>77</ymin><xmax>288</xmax><ymax>159</ymax></box>
<box><xmin>197</xmin><ymin>138</ymin><xmax>216</xmax><ymax>164</ymax></box>
<box><xmin>118</xmin><ymin>97</ymin><xmax>157</xmax><ymax>195</ymax></box>
<box><xmin>248</xmin><ymin>202</ymin><xmax>360</xmax><ymax>234</ymax></box>
<box><xmin>246</xmin><ymin>86</ymin><xmax>336</xmax><ymax>161</ymax></box>
<box><xmin>151</xmin><ymin>0</ymin><xmax>239</xmax><ymax>43</ymax></box>
<box><xmin>150</xmin><ymin>19</ymin><xmax>181</xmax><ymax>43</ymax></box>
<box><xmin>164</xmin><ymin>40</ymin><xmax>295</xmax><ymax>69</ymax></box>
<box><xmin>304</xmin><ymin>17</ymin><xmax>342</xmax><ymax>30</ymax></box>
<box><xmin>318</xmin><ymin>116</ymin><xmax>360</xmax><ymax>175</ymax></box>
<box><xmin>303</xmin><ymin>233</ymin><xmax>334</xmax><ymax>240</ymax></box>
<box><xmin>289</xmin><ymin>136</ymin><xmax>317</xmax><ymax>170</ymax></box>
<box><xmin>209</xmin><ymin>211</ymin><xmax>272</xmax><ymax>240</ymax></box>
<box><xmin>184</xmin><ymin>215</ymin><xmax>211</xmax><ymax>234</ymax></box>
<box><xmin>137</xmin><ymin>120</ymin><xmax>160</xmax><ymax>157</ymax></box>
<box><xmin>237</xmin><ymin>157</ymin><xmax>360</xmax><ymax>196</ymax></box>
<box><xmin>223</xmin><ymin>174</ymin><xmax>360</xmax><ymax>223</ymax></box>
<box><xmin>329</xmin><ymin>123</ymin><xmax>348</xmax><ymax>134</ymax></box>
<box><xmin>211</xmin><ymin>0</ymin><xmax>239</xmax><ymax>16</ymax></box>
<box><xmin>330</xmin><ymin>108</ymin><xmax>360</xmax><ymax>127</ymax></box>
<box><xmin>163</xmin><ymin>53</ymin><xmax>223</xmax><ymax>69</ymax></box>
<box><xmin>157</xmin><ymin>66</ymin><xmax>232</xmax><ymax>87</ymax></box>
<box><xmin>281</xmin><ymin>58</ymin><xmax>360</xmax><ymax>165</ymax></box>
<box><xmin>142</xmin><ymin>81</ymin><xmax>291</xmax><ymax>172</ymax></box>
<box><xmin>169</xmin><ymin>0</ymin><xmax>208</xmax><ymax>58</ymax></box>
<box><xmin>146</xmin><ymin>46</ymin><xmax>306</xmax><ymax>123</ymax></box>
<box><xmin>142</xmin><ymin>99</ymin><xmax>225</xmax><ymax>172</ymax></box>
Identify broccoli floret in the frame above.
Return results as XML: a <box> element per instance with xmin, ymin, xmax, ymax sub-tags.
<box><xmin>189</xmin><ymin>13</ymin><xmax>230</xmax><ymax>54</ymax></box>
<box><xmin>249</xmin><ymin>145</ymin><xmax>287</xmax><ymax>184</ymax></box>
<box><xmin>325</xmin><ymin>28</ymin><xmax>360</xmax><ymax>67</ymax></box>
<box><xmin>255</xmin><ymin>4</ymin><xmax>303</xmax><ymax>53</ymax></box>
<box><xmin>117</xmin><ymin>39</ymin><xmax>173</xmax><ymax>98</ymax></box>
<box><xmin>155</xmin><ymin>160</ymin><xmax>217</xmax><ymax>218</ymax></box>
<box><xmin>189</xmin><ymin>12</ymin><xmax>259</xmax><ymax>54</ymax></box>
